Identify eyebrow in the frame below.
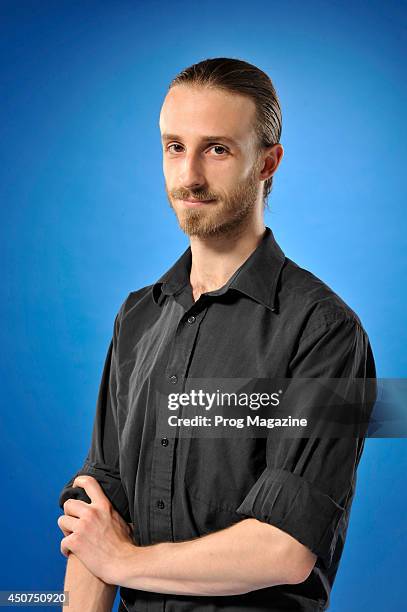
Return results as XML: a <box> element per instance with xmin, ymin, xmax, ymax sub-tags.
<box><xmin>161</xmin><ymin>133</ymin><xmax>240</xmax><ymax>147</ymax></box>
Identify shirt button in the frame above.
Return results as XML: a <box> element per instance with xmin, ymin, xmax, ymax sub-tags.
<box><xmin>187</xmin><ymin>315</ymin><xmax>196</xmax><ymax>324</ymax></box>
<box><xmin>156</xmin><ymin>499</ymin><xmax>165</xmax><ymax>509</ymax></box>
<box><xmin>169</xmin><ymin>375</ymin><xmax>178</xmax><ymax>384</ymax></box>
<box><xmin>161</xmin><ymin>437</ymin><xmax>169</xmax><ymax>446</ymax></box>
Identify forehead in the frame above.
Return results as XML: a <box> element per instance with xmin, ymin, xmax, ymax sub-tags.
<box><xmin>159</xmin><ymin>85</ymin><xmax>257</xmax><ymax>144</ymax></box>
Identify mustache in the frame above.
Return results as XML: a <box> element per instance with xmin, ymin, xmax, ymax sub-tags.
<box><xmin>171</xmin><ymin>189</ymin><xmax>218</xmax><ymax>201</ymax></box>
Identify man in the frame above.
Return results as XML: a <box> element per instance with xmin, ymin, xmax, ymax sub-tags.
<box><xmin>58</xmin><ymin>58</ymin><xmax>376</xmax><ymax>611</ymax></box>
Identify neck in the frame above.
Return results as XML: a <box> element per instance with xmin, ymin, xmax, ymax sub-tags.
<box><xmin>189</xmin><ymin>216</ymin><xmax>266</xmax><ymax>302</ymax></box>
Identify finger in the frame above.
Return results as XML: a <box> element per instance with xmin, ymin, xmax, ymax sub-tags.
<box><xmin>63</xmin><ymin>497</ymin><xmax>92</xmax><ymax>518</ymax></box>
<box><xmin>60</xmin><ymin>532</ymin><xmax>79</xmax><ymax>558</ymax></box>
<box><xmin>58</xmin><ymin>514</ymin><xmax>79</xmax><ymax>537</ymax></box>
<box><xmin>72</xmin><ymin>475</ymin><xmax>108</xmax><ymax>506</ymax></box>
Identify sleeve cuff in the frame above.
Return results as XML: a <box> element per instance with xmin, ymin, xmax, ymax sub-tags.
<box><xmin>58</xmin><ymin>460</ymin><xmax>131</xmax><ymax>523</ymax></box>
<box><xmin>235</xmin><ymin>467</ymin><xmax>346</xmax><ymax>566</ymax></box>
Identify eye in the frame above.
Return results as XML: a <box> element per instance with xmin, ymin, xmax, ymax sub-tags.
<box><xmin>209</xmin><ymin>145</ymin><xmax>228</xmax><ymax>156</ymax></box>
<box><xmin>167</xmin><ymin>143</ymin><xmax>184</xmax><ymax>153</ymax></box>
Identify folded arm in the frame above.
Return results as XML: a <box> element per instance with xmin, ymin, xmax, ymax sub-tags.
<box><xmin>116</xmin><ymin>517</ymin><xmax>316</xmax><ymax>596</ymax></box>
<box><xmin>64</xmin><ymin>554</ymin><xmax>117</xmax><ymax>612</ymax></box>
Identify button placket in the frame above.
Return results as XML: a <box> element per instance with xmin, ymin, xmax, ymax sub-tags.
<box><xmin>150</xmin><ymin>304</ymin><xmax>208</xmax><ymax>546</ymax></box>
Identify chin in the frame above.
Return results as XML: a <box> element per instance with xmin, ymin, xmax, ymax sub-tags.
<box><xmin>182</xmin><ymin>219</ymin><xmax>237</xmax><ymax>239</ymax></box>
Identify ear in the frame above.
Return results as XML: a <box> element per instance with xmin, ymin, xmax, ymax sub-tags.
<box><xmin>258</xmin><ymin>143</ymin><xmax>284</xmax><ymax>181</ymax></box>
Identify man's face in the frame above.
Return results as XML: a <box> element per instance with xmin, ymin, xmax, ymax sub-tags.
<box><xmin>159</xmin><ymin>85</ymin><xmax>264</xmax><ymax>238</ymax></box>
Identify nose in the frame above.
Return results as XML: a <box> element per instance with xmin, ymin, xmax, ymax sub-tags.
<box><xmin>178</xmin><ymin>152</ymin><xmax>206</xmax><ymax>190</ymax></box>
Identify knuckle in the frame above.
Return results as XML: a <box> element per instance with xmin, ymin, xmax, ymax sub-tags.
<box><xmin>79</xmin><ymin>515</ymin><xmax>89</xmax><ymax>529</ymax></box>
<box><xmin>100</xmin><ymin>500</ymin><xmax>111</xmax><ymax>513</ymax></box>
<box><xmin>74</xmin><ymin>475</ymin><xmax>88</xmax><ymax>485</ymax></box>
<box><xmin>82</xmin><ymin>506</ymin><xmax>92</xmax><ymax>519</ymax></box>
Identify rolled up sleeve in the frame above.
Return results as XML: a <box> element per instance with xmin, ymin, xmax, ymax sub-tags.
<box><xmin>235</xmin><ymin>315</ymin><xmax>377</xmax><ymax>567</ymax></box>
<box><xmin>58</xmin><ymin>300</ymin><xmax>131</xmax><ymax>523</ymax></box>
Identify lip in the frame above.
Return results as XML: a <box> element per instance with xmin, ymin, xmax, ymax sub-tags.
<box><xmin>180</xmin><ymin>198</ymin><xmax>216</xmax><ymax>207</ymax></box>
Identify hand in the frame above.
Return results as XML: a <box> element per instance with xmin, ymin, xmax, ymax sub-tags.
<box><xmin>57</xmin><ymin>475</ymin><xmax>136</xmax><ymax>585</ymax></box>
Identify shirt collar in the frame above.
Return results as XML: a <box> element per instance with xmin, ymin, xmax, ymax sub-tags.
<box><xmin>152</xmin><ymin>226</ymin><xmax>285</xmax><ymax>312</ymax></box>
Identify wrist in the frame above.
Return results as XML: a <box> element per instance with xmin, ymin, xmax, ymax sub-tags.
<box><xmin>117</xmin><ymin>542</ymin><xmax>169</xmax><ymax>590</ymax></box>
<box><xmin>108</xmin><ymin>542</ymin><xmax>140</xmax><ymax>587</ymax></box>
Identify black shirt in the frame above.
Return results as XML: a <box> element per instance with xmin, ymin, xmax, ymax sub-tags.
<box><xmin>59</xmin><ymin>226</ymin><xmax>376</xmax><ymax>611</ymax></box>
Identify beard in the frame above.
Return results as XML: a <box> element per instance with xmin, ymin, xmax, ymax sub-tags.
<box><xmin>166</xmin><ymin>158</ymin><xmax>262</xmax><ymax>239</ymax></box>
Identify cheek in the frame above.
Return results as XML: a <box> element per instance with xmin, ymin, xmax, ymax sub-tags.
<box><xmin>241</xmin><ymin>157</ymin><xmax>259</xmax><ymax>179</ymax></box>
<box><xmin>163</xmin><ymin>170</ymin><xmax>176</xmax><ymax>194</ymax></box>
<box><xmin>209</xmin><ymin>160</ymin><xmax>239</xmax><ymax>184</ymax></box>
<box><xmin>163</xmin><ymin>160</ymin><xmax>184</xmax><ymax>188</ymax></box>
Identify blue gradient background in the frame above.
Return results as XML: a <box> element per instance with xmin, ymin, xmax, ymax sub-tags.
<box><xmin>1</xmin><ymin>1</ymin><xmax>406</xmax><ymax>610</ymax></box>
